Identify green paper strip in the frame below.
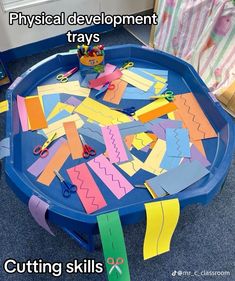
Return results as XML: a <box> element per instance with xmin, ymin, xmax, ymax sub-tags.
<box><xmin>97</xmin><ymin>211</ymin><xmax>131</xmax><ymax>281</ymax></box>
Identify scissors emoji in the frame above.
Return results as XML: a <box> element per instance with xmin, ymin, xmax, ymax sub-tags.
<box><xmin>112</xmin><ymin>106</ymin><xmax>136</xmax><ymax>116</ymax></box>
<box><xmin>79</xmin><ymin>135</ymin><xmax>96</xmax><ymax>159</ymax></box>
<box><xmin>56</xmin><ymin>67</ymin><xmax>78</xmax><ymax>83</ymax></box>
<box><xmin>121</xmin><ymin>61</ymin><xmax>134</xmax><ymax>70</ymax></box>
<box><xmin>107</xmin><ymin>257</ymin><xmax>124</xmax><ymax>275</ymax></box>
<box><xmin>150</xmin><ymin>91</ymin><xmax>175</xmax><ymax>102</ymax></box>
<box><xmin>33</xmin><ymin>132</ymin><xmax>57</xmax><ymax>158</ymax></box>
<box><xmin>54</xmin><ymin>170</ymin><xmax>77</xmax><ymax>198</ymax></box>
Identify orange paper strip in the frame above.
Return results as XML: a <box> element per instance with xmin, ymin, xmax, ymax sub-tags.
<box><xmin>147</xmin><ymin>133</ymin><xmax>158</xmax><ymax>149</ymax></box>
<box><xmin>125</xmin><ymin>135</ymin><xmax>134</xmax><ymax>149</ymax></box>
<box><xmin>138</xmin><ymin>103</ymin><xmax>177</xmax><ymax>123</ymax></box>
<box><xmin>103</xmin><ymin>79</ymin><xmax>128</xmax><ymax>104</ymax></box>
<box><xmin>174</xmin><ymin>93</ymin><xmax>217</xmax><ymax>140</ymax></box>
<box><xmin>63</xmin><ymin>121</ymin><xmax>83</xmax><ymax>159</ymax></box>
<box><xmin>25</xmin><ymin>96</ymin><xmax>47</xmax><ymax>130</ymax></box>
<box><xmin>37</xmin><ymin>141</ymin><xmax>70</xmax><ymax>186</ymax></box>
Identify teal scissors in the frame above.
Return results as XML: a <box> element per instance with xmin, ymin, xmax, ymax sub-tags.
<box><xmin>150</xmin><ymin>91</ymin><xmax>175</xmax><ymax>102</ymax></box>
<box><xmin>54</xmin><ymin>170</ymin><xmax>77</xmax><ymax>198</ymax></box>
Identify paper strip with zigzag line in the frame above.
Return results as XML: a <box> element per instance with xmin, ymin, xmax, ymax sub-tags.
<box><xmin>67</xmin><ymin>163</ymin><xmax>107</xmax><ymax>214</ymax></box>
<box><xmin>166</xmin><ymin>128</ymin><xmax>191</xmax><ymax>157</ymax></box>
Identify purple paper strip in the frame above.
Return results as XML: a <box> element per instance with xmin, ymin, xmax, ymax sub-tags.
<box><xmin>182</xmin><ymin>145</ymin><xmax>211</xmax><ymax>167</ymax></box>
<box><xmin>65</xmin><ymin>96</ymin><xmax>81</xmax><ymax>107</ymax></box>
<box><xmin>150</xmin><ymin>119</ymin><xmax>182</xmax><ymax>140</ymax></box>
<box><xmin>27</xmin><ymin>138</ymin><xmax>65</xmax><ymax>177</ymax></box>
<box><xmin>28</xmin><ymin>195</ymin><xmax>54</xmax><ymax>236</ymax></box>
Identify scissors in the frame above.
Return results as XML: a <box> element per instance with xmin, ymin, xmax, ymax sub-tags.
<box><xmin>150</xmin><ymin>91</ymin><xmax>175</xmax><ymax>102</ymax></box>
<box><xmin>56</xmin><ymin>67</ymin><xmax>78</xmax><ymax>83</ymax></box>
<box><xmin>111</xmin><ymin>106</ymin><xmax>136</xmax><ymax>116</ymax></box>
<box><xmin>120</xmin><ymin>61</ymin><xmax>134</xmax><ymax>70</ymax></box>
<box><xmin>54</xmin><ymin>170</ymin><xmax>77</xmax><ymax>198</ymax></box>
<box><xmin>79</xmin><ymin>135</ymin><xmax>96</xmax><ymax>159</ymax></box>
<box><xmin>107</xmin><ymin>257</ymin><xmax>124</xmax><ymax>275</ymax></box>
<box><xmin>33</xmin><ymin>132</ymin><xmax>57</xmax><ymax>158</ymax></box>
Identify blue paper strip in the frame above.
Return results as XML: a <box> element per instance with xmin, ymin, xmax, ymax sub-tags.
<box><xmin>146</xmin><ymin>177</ymin><xmax>167</xmax><ymax>198</ymax></box>
<box><xmin>42</xmin><ymin>94</ymin><xmax>60</xmax><ymax>118</ymax></box>
<box><xmin>118</xmin><ymin>121</ymin><xmax>148</xmax><ymax>136</ymax></box>
<box><xmin>160</xmin><ymin>154</ymin><xmax>181</xmax><ymax>170</ymax></box>
<box><xmin>166</xmin><ymin>128</ymin><xmax>190</xmax><ymax>157</ymax></box>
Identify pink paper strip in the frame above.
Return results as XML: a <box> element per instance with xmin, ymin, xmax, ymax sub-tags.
<box><xmin>17</xmin><ymin>95</ymin><xmax>29</xmax><ymax>132</ymax></box>
<box><xmin>101</xmin><ymin>125</ymin><xmax>128</xmax><ymax>164</ymax></box>
<box><xmin>94</xmin><ymin>63</ymin><xmax>116</xmax><ymax>90</ymax></box>
<box><xmin>89</xmin><ymin>69</ymin><xmax>122</xmax><ymax>89</ymax></box>
<box><xmin>67</xmin><ymin>163</ymin><xmax>107</xmax><ymax>214</ymax></box>
<box><xmin>87</xmin><ymin>154</ymin><xmax>134</xmax><ymax>199</ymax></box>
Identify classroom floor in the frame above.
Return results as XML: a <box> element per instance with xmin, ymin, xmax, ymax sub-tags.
<box><xmin>0</xmin><ymin>27</ymin><xmax>234</xmax><ymax>281</ymax></box>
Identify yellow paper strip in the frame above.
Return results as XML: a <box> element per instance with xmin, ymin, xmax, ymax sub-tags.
<box><xmin>167</xmin><ymin>112</ymin><xmax>175</xmax><ymax>120</ymax></box>
<box><xmin>75</xmin><ymin>97</ymin><xmax>130</xmax><ymax>125</ymax></box>
<box><xmin>37</xmin><ymin>81</ymin><xmax>90</xmax><ymax>97</ymax></box>
<box><xmin>0</xmin><ymin>100</ymin><xmax>9</xmax><ymax>113</ymax></box>
<box><xmin>142</xmin><ymin>139</ymin><xmax>167</xmax><ymax>175</ymax></box>
<box><xmin>43</xmin><ymin>114</ymin><xmax>84</xmax><ymax>139</ymax></box>
<box><xmin>144</xmin><ymin>72</ymin><xmax>168</xmax><ymax>83</ymax></box>
<box><xmin>121</xmin><ymin>69</ymin><xmax>154</xmax><ymax>92</ymax></box>
<box><xmin>144</xmin><ymin>198</ymin><xmax>180</xmax><ymax>260</ymax></box>
<box><xmin>118</xmin><ymin>155</ymin><xmax>144</xmax><ymax>176</ymax></box>
<box><xmin>132</xmin><ymin>133</ymin><xmax>153</xmax><ymax>150</ymax></box>
<box><xmin>47</xmin><ymin>102</ymin><xmax>75</xmax><ymax>121</ymax></box>
<box><xmin>134</xmin><ymin>99</ymin><xmax>169</xmax><ymax>120</ymax></box>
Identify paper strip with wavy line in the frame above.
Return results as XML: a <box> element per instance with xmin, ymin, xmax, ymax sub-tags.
<box><xmin>103</xmin><ymin>79</ymin><xmax>128</xmax><ymax>104</ymax></box>
<box><xmin>174</xmin><ymin>93</ymin><xmax>217</xmax><ymax>140</ymax></box>
<box><xmin>132</xmin><ymin>132</ymin><xmax>153</xmax><ymax>150</ymax></box>
<box><xmin>166</xmin><ymin>128</ymin><xmax>190</xmax><ymax>157</ymax></box>
<box><xmin>87</xmin><ymin>154</ymin><xmax>134</xmax><ymax>199</ymax></box>
<box><xmin>118</xmin><ymin>154</ymin><xmax>144</xmax><ymax>176</ymax></box>
<box><xmin>101</xmin><ymin>125</ymin><xmax>128</xmax><ymax>164</ymax></box>
<box><xmin>47</xmin><ymin>102</ymin><xmax>74</xmax><ymax>122</ymax></box>
<box><xmin>79</xmin><ymin>122</ymin><xmax>104</xmax><ymax>144</ymax></box>
<box><xmin>67</xmin><ymin>163</ymin><xmax>107</xmax><ymax>214</ymax></box>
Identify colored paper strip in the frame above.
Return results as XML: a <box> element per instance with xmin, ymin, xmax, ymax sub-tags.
<box><xmin>182</xmin><ymin>145</ymin><xmax>211</xmax><ymax>167</ymax></box>
<box><xmin>47</xmin><ymin>102</ymin><xmax>74</xmax><ymax>122</ymax></box>
<box><xmin>122</xmin><ymin>86</ymin><xmax>156</xmax><ymax>100</ymax></box>
<box><xmin>118</xmin><ymin>155</ymin><xmax>144</xmax><ymax>176</ymax></box>
<box><xmin>118</xmin><ymin>121</ymin><xmax>148</xmax><ymax>136</ymax></box>
<box><xmin>41</xmin><ymin>94</ymin><xmax>60</xmax><ymax>118</ymax></box>
<box><xmin>28</xmin><ymin>195</ymin><xmax>54</xmax><ymax>236</ymax></box>
<box><xmin>79</xmin><ymin>122</ymin><xmax>104</xmax><ymax>144</ymax></box>
<box><xmin>37</xmin><ymin>141</ymin><xmax>70</xmax><ymax>186</ymax></box>
<box><xmin>88</xmin><ymin>154</ymin><xmax>134</xmax><ymax>199</ymax></box>
<box><xmin>27</xmin><ymin>138</ymin><xmax>66</xmax><ymax>177</ymax></box>
<box><xmin>65</xmin><ymin>96</ymin><xmax>81</xmax><ymax>107</ymax></box>
<box><xmin>64</xmin><ymin>121</ymin><xmax>83</xmax><ymax>159</ymax></box>
<box><xmin>97</xmin><ymin>211</ymin><xmax>131</xmax><ymax>281</ymax></box>
<box><xmin>0</xmin><ymin>100</ymin><xmax>9</xmax><ymax>113</ymax></box>
<box><xmin>160</xmin><ymin>154</ymin><xmax>182</xmax><ymax>171</ymax></box>
<box><xmin>67</xmin><ymin>163</ymin><xmax>107</xmax><ymax>214</ymax></box>
<box><xmin>17</xmin><ymin>95</ymin><xmax>29</xmax><ymax>132</ymax></box>
<box><xmin>101</xmin><ymin>125</ymin><xmax>128</xmax><ymax>164</ymax></box>
<box><xmin>144</xmin><ymin>199</ymin><xmax>180</xmax><ymax>260</ymax></box>
<box><xmin>103</xmin><ymin>79</ymin><xmax>128</xmax><ymax>104</ymax></box>
<box><xmin>94</xmin><ymin>63</ymin><xmax>116</xmax><ymax>90</ymax></box>
<box><xmin>89</xmin><ymin>69</ymin><xmax>122</xmax><ymax>89</ymax></box>
<box><xmin>151</xmin><ymin>161</ymin><xmax>210</xmax><ymax>195</ymax></box>
<box><xmin>166</xmin><ymin>128</ymin><xmax>190</xmax><ymax>157</ymax></box>
<box><xmin>25</xmin><ymin>96</ymin><xmax>48</xmax><ymax>130</ymax></box>
<box><xmin>132</xmin><ymin>132</ymin><xmax>153</xmax><ymax>150</ymax></box>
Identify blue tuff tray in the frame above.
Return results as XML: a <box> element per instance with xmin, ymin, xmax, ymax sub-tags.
<box><xmin>5</xmin><ymin>45</ymin><xmax>234</xmax><ymax>251</ymax></box>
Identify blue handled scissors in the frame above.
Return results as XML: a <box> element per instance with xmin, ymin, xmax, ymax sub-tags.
<box><xmin>111</xmin><ymin>106</ymin><xmax>136</xmax><ymax>116</ymax></box>
<box><xmin>54</xmin><ymin>170</ymin><xmax>77</xmax><ymax>198</ymax></box>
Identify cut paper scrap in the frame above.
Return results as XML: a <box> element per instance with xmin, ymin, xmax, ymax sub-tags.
<box><xmin>192</xmin><ymin>140</ymin><xmax>206</xmax><ymax>157</ymax></box>
<box><xmin>67</xmin><ymin>163</ymin><xmax>107</xmax><ymax>214</ymax></box>
<box><xmin>48</xmin><ymin>109</ymin><xmax>70</xmax><ymax>124</ymax></box>
<box><xmin>182</xmin><ymin>145</ymin><xmax>211</xmax><ymax>167</ymax></box>
<box><xmin>81</xmin><ymin>73</ymin><xmax>97</xmax><ymax>88</ymax></box>
<box><xmin>88</xmin><ymin>154</ymin><xmax>134</xmax><ymax>199</ymax></box>
<box><xmin>97</xmin><ymin>211</ymin><xmax>131</xmax><ymax>281</ymax></box>
<box><xmin>147</xmin><ymin>133</ymin><xmax>158</xmax><ymax>149</ymax></box>
<box><xmin>144</xmin><ymin>199</ymin><xmax>180</xmax><ymax>260</ymax></box>
<box><xmin>75</xmin><ymin>98</ymin><xmax>130</xmax><ymax>125</ymax></box>
<box><xmin>160</xmin><ymin>154</ymin><xmax>182</xmax><ymax>171</ymax></box>
<box><xmin>37</xmin><ymin>141</ymin><xmax>70</xmax><ymax>186</ymax></box>
<box><xmin>167</xmin><ymin>111</ymin><xmax>175</xmax><ymax>120</ymax></box>
<box><xmin>63</xmin><ymin>121</ymin><xmax>83</xmax><ymax>159</ymax></box>
<box><xmin>79</xmin><ymin>122</ymin><xmax>104</xmax><ymax>144</ymax></box>
<box><xmin>118</xmin><ymin>121</ymin><xmax>148</xmax><ymax>136</ymax></box>
<box><xmin>28</xmin><ymin>195</ymin><xmax>55</xmax><ymax>236</ymax></box>
<box><xmin>118</xmin><ymin>155</ymin><xmax>144</xmax><ymax>176</ymax></box>
<box><xmin>173</xmin><ymin>93</ymin><xmax>217</xmax><ymax>140</ymax></box>
<box><xmin>142</xmin><ymin>139</ymin><xmax>167</xmax><ymax>176</ymax></box>
<box><xmin>25</xmin><ymin>96</ymin><xmax>48</xmax><ymax>130</ymax></box>
<box><xmin>64</xmin><ymin>96</ymin><xmax>81</xmax><ymax>107</ymax></box>
<box><xmin>166</xmin><ymin>128</ymin><xmax>190</xmax><ymax>157</ymax></box>
<box><xmin>47</xmin><ymin>102</ymin><xmax>74</xmax><ymax>122</ymax></box>
<box><xmin>89</xmin><ymin>69</ymin><xmax>122</xmax><ymax>89</ymax></box>
<box><xmin>152</xmin><ymin>160</ymin><xmax>210</xmax><ymax>195</ymax></box>
<box><xmin>136</xmin><ymin>99</ymin><xmax>177</xmax><ymax>123</ymax></box>
<box><xmin>103</xmin><ymin>79</ymin><xmax>128</xmax><ymax>104</ymax></box>
<box><xmin>101</xmin><ymin>125</ymin><xmax>128</xmax><ymax>164</ymax></box>
<box><xmin>43</xmin><ymin>114</ymin><xmax>84</xmax><ymax>139</ymax></box>
<box><xmin>37</xmin><ymin>81</ymin><xmax>90</xmax><ymax>97</ymax></box>
<box><xmin>121</xmin><ymin>69</ymin><xmax>154</xmax><ymax>92</ymax></box>
<box><xmin>145</xmin><ymin>179</ymin><xmax>167</xmax><ymax>198</ymax></box>
<box><xmin>0</xmin><ymin>137</ymin><xmax>10</xmax><ymax>160</ymax></box>
<box><xmin>94</xmin><ymin>63</ymin><xmax>116</xmax><ymax>90</ymax></box>
<box><xmin>27</xmin><ymin>138</ymin><xmax>66</xmax><ymax>177</ymax></box>
<box><xmin>132</xmin><ymin>132</ymin><xmax>153</xmax><ymax>150</ymax></box>
<box><xmin>125</xmin><ymin>135</ymin><xmax>134</xmax><ymax>150</ymax></box>
<box><xmin>122</xmin><ymin>87</ymin><xmax>156</xmax><ymax>100</ymax></box>
<box><xmin>41</xmin><ymin>94</ymin><xmax>60</xmax><ymax>118</ymax></box>
<box><xmin>17</xmin><ymin>95</ymin><xmax>29</xmax><ymax>132</ymax></box>
<box><xmin>0</xmin><ymin>100</ymin><xmax>9</xmax><ymax>113</ymax></box>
